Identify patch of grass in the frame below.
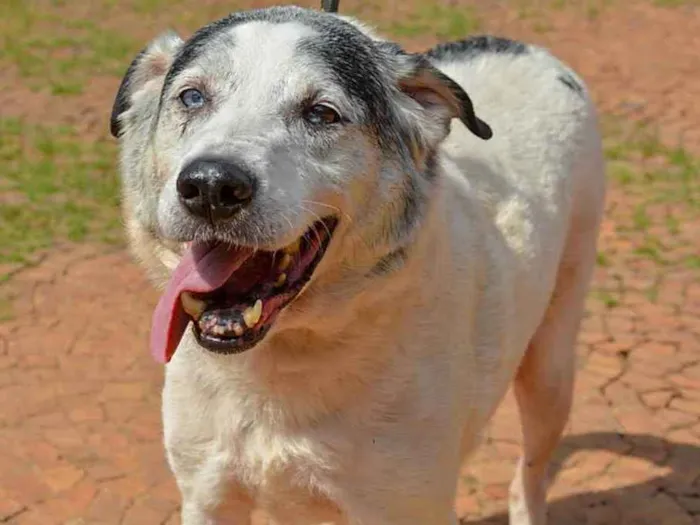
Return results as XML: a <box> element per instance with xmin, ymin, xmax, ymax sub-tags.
<box><xmin>603</xmin><ymin>123</ymin><xmax>700</xmax><ymax>208</ymax></box>
<box><xmin>0</xmin><ymin>1</ymin><xmax>139</xmax><ymax>93</ymax></box>
<box><xmin>387</xmin><ymin>3</ymin><xmax>479</xmax><ymax>40</ymax></box>
<box><xmin>634</xmin><ymin>237</ymin><xmax>667</xmax><ymax>265</ymax></box>
<box><xmin>0</xmin><ymin>297</ymin><xmax>13</xmax><ymax>322</ymax></box>
<box><xmin>594</xmin><ymin>289</ymin><xmax>620</xmax><ymax>309</ymax></box>
<box><xmin>644</xmin><ymin>279</ymin><xmax>660</xmax><ymax>303</ymax></box>
<box><xmin>632</xmin><ymin>204</ymin><xmax>651</xmax><ymax>231</ymax></box>
<box><xmin>514</xmin><ymin>0</ymin><xmax>612</xmax><ymax>25</ymax></box>
<box><xmin>653</xmin><ymin>0</ymin><xmax>700</xmax><ymax>6</ymax></box>
<box><xmin>596</xmin><ymin>119</ymin><xmax>699</xmax><ymax>306</ymax></box>
<box><xmin>664</xmin><ymin>212</ymin><xmax>680</xmax><ymax>235</ymax></box>
<box><xmin>0</xmin><ymin>118</ymin><xmax>123</xmax><ymax>265</ymax></box>
<box><xmin>129</xmin><ymin>0</ymin><xmax>189</xmax><ymax>14</ymax></box>
<box><xmin>607</xmin><ymin>163</ymin><xmax>636</xmax><ymax>186</ymax></box>
<box><xmin>685</xmin><ymin>255</ymin><xmax>700</xmax><ymax>269</ymax></box>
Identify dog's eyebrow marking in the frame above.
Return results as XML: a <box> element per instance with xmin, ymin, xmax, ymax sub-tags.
<box><xmin>369</xmin><ymin>247</ymin><xmax>408</xmax><ymax>276</ymax></box>
<box><xmin>160</xmin><ymin>6</ymin><xmax>398</xmax><ymax>147</ymax></box>
<box><xmin>425</xmin><ymin>35</ymin><xmax>528</xmax><ymax>62</ymax></box>
<box><xmin>164</xmin><ymin>21</ymin><xmax>231</xmax><ymax>93</ymax></box>
<box><xmin>557</xmin><ymin>72</ymin><xmax>584</xmax><ymax>96</ymax></box>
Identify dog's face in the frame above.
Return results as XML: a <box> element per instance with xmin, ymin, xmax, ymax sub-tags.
<box><xmin>111</xmin><ymin>6</ymin><xmax>490</xmax><ymax>359</ymax></box>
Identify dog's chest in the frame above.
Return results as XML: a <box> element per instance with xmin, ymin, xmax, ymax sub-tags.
<box><xmin>229</xmin><ymin>422</ymin><xmax>348</xmax><ymax>521</ymax></box>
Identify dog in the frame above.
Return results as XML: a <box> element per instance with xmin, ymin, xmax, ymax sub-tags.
<box><xmin>110</xmin><ymin>6</ymin><xmax>605</xmax><ymax>524</ymax></box>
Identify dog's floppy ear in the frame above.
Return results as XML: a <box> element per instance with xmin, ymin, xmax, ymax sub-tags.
<box><xmin>389</xmin><ymin>49</ymin><xmax>492</xmax><ymax>142</ymax></box>
<box><xmin>110</xmin><ymin>31</ymin><xmax>183</xmax><ymax>138</ymax></box>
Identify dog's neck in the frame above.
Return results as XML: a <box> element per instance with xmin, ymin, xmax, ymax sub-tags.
<box><xmin>216</xmin><ymin>192</ymin><xmax>454</xmax><ymax>425</ymax></box>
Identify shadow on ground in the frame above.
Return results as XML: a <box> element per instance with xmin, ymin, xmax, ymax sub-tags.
<box><xmin>463</xmin><ymin>432</ymin><xmax>700</xmax><ymax>524</ymax></box>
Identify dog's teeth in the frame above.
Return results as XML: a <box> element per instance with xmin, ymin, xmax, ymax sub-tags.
<box><xmin>233</xmin><ymin>323</ymin><xmax>245</xmax><ymax>337</ymax></box>
<box><xmin>242</xmin><ymin>300</ymin><xmax>263</xmax><ymax>328</ymax></box>
<box><xmin>181</xmin><ymin>292</ymin><xmax>206</xmax><ymax>320</ymax></box>
<box><xmin>211</xmin><ymin>324</ymin><xmax>228</xmax><ymax>336</ymax></box>
<box><xmin>278</xmin><ymin>253</ymin><xmax>292</xmax><ymax>271</ymax></box>
<box><xmin>275</xmin><ymin>273</ymin><xmax>287</xmax><ymax>288</ymax></box>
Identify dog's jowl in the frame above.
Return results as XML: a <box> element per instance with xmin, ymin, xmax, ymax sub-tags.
<box><xmin>111</xmin><ymin>6</ymin><xmax>605</xmax><ymax>525</ymax></box>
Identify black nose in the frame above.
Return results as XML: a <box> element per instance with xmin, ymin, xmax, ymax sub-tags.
<box><xmin>176</xmin><ymin>158</ymin><xmax>256</xmax><ymax>222</ymax></box>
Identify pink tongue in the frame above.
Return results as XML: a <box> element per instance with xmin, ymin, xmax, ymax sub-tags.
<box><xmin>150</xmin><ymin>243</ymin><xmax>253</xmax><ymax>363</ymax></box>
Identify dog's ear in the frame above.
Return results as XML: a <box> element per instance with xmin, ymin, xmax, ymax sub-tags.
<box><xmin>387</xmin><ymin>48</ymin><xmax>492</xmax><ymax>142</ymax></box>
<box><xmin>110</xmin><ymin>31</ymin><xmax>183</xmax><ymax>138</ymax></box>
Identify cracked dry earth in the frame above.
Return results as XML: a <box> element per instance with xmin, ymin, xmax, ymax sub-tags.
<box><xmin>1</xmin><ymin>2</ymin><xmax>700</xmax><ymax>524</ymax></box>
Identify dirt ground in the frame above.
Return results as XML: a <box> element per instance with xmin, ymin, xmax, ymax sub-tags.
<box><xmin>1</xmin><ymin>1</ymin><xmax>699</xmax><ymax>524</ymax></box>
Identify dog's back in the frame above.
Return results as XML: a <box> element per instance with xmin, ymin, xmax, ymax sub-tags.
<box><xmin>421</xmin><ymin>36</ymin><xmax>605</xmax><ymax>525</ymax></box>
<box><xmin>427</xmin><ymin>35</ymin><xmax>605</xmax><ymax>340</ymax></box>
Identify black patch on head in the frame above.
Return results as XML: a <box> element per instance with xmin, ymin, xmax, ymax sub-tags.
<box><xmin>110</xmin><ymin>47</ymin><xmax>148</xmax><ymax>138</ymax></box>
<box><xmin>557</xmin><ymin>72</ymin><xmax>584</xmax><ymax>96</ymax></box>
<box><xmin>163</xmin><ymin>18</ymin><xmax>233</xmax><ymax>93</ymax></box>
<box><xmin>160</xmin><ymin>7</ymin><xmax>404</xmax><ymax>149</ymax></box>
<box><xmin>370</xmin><ymin>247</ymin><xmax>408</xmax><ymax>276</ymax></box>
<box><xmin>425</xmin><ymin>35</ymin><xmax>528</xmax><ymax>62</ymax></box>
<box><xmin>298</xmin><ymin>37</ymin><xmax>397</xmax><ymax>146</ymax></box>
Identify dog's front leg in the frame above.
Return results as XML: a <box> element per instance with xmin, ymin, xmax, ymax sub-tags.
<box><xmin>178</xmin><ymin>482</ymin><xmax>254</xmax><ymax>525</ymax></box>
<box><xmin>339</xmin><ymin>491</ymin><xmax>459</xmax><ymax>525</ymax></box>
<box><xmin>349</xmin><ymin>508</ymin><xmax>459</xmax><ymax>525</ymax></box>
<box><xmin>165</xmin><ymin>421</ymin><xmax>254</xmax><ymax>525</ymax></box>
<box><xmin>181</xmin><ymin>503</ymin><xmax>252</xmax><ymax>525</ymax></box>
<box><xmin>168</xmin><ymin>445</ymin><xmax>253</xmax><ymax>525</ymax></box>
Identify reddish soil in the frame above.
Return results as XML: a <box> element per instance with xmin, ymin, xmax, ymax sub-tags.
<box><xmin>1</xmin><ymin>2</ymin><xmax>699</xmax><ymax>524</ymax></box>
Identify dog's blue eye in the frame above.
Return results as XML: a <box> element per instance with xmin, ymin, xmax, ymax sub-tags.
<box><xmin>180</xmin><ymin>89</ymin><xmax>205</xmax><ymax>109</ymax></box>
<box><xmin>304</xmin><ymin>104</ymin><xmax>341</xmax><ymax>126</ymax></box>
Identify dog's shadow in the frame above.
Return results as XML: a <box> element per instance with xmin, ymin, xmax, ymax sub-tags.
<box><xmin>461</xmin><ymin>432</ymin><xmax>700</xmax><ymax>524</ymax></box>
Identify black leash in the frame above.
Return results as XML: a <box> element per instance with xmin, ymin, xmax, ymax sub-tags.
<box><xmin>321</xmin><ymin>0</ymin><xmax>339</xmax><ymax>13</ymax></box>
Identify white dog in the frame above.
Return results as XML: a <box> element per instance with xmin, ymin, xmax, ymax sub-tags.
<box><xmin>110</xmin><ymin>6</ymin><xmax>605</xmax><ymax>524</ymax></box>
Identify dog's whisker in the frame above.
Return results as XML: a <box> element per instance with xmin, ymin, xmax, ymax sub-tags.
<box><xmin>301</xmin><ymin>200</ymin><xmax>353</xmax><ymax>224</ymax></box>
<box><xmin>298</xmin><ymin>205</ymin><xmax>330</xmax><ymax>246</ymax></box>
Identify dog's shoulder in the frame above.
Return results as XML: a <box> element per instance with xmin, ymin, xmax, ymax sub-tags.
<box><xmin>425</xmin><ymin>35</ymin><xmax>588</xmax><ymax>102</ymax></box>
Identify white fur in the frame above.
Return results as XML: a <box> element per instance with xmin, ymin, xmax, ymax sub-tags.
<box><xmin>154</xmin><ymin>41</ymin><xmax>605</xmax><ymax>525</ymax></box>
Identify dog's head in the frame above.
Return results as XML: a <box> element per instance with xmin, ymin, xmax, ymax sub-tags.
<box><xmin>111</xmin><ymin>6</ymin><xmax>491</xmax><ymax>362</ymax></box>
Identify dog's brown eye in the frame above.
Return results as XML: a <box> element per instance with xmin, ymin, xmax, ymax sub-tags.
<box><xmin>304</xmin><ymin>104</ymin><xmax>341</xmax><ymax>126</ymax></box>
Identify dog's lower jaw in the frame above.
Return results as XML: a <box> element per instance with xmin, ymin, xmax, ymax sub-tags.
<box><xmin>171</xmin><ymin>218</ymin><xmax>447</xmax><ymax>418</ymax></box>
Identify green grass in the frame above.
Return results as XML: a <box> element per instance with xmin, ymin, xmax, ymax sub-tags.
<box><xmin>386</xmin><ymin>3</ymin><xmax>480</xmax><ymax>40</ymax></box>
<box><xmin>0</xmin><ymin>2</ymin><xmax>140</xmax><ymax>94</ymax></box>
<box><xmin>515</xmin><ymin>0</ymin><xmax>614</xmax><ymax>24</ymax></box>
<box><xmin>0</xmin><ymin>118</ymin><xmax>123</xmax><ymax>265</ymax></box>
<box><xmin>653</xmin><ymin>0</ymin><xmax>700</xmax><ymax>6</ymax></box>
<box><xmin>603</xmin><ymin>123</ymin><xmax>700</xmax><ymax>209</ymax></box>
<box><xmin>633</xmin><ymin>237</ymin><xmax>667</xmax><ymax>265</ymax></box>
<box><xmin>594</xmin><ymin>289</ymin><xmax>621</xmax><ymax>309</ymax></box>
<box><xmin>685</xmin><ymin>255</ymin><xmax>700</xmax><ymax>269</ymax></box>
<box><xmin>590</xmin><ymin>120</ymin><xmax>700</xmax><ymax>310</ymax></box>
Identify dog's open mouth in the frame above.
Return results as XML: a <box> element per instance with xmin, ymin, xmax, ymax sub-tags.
<box><xmin>150</xmin><ymin>217</ymin><xmax>338</xmax><ymax>362</ymax></box>
<box><xmin>188</xmin><ymin>218</ymin><xmax>338</xmax><ymax>352</ymax></box>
